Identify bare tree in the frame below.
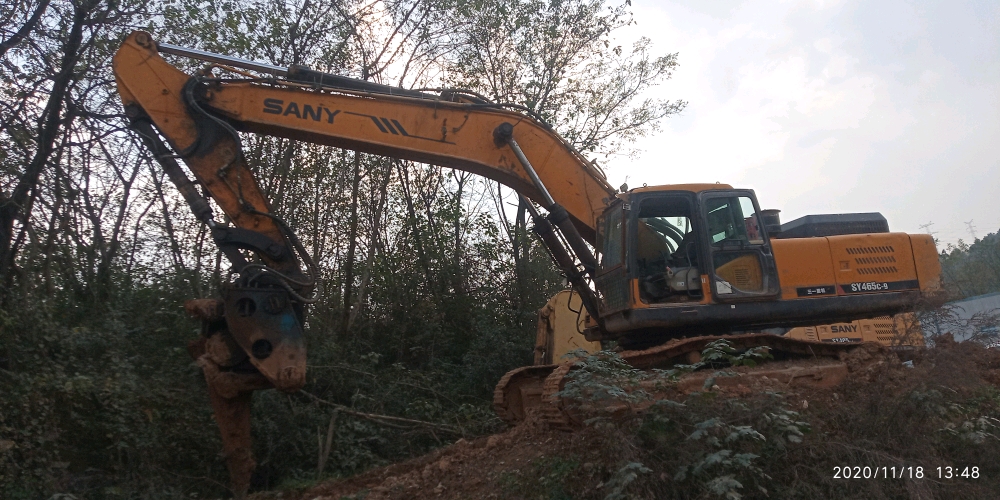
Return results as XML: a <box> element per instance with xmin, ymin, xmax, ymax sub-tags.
<box><xmin>0</xmin><ymin>0</ymin><xmax>52</xmax><ymax>58</ymax></box>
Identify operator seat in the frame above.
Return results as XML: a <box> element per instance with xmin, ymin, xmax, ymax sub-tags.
<box><xmin>671</xmin><ymin>228</ymin><xmax>699</xmax><ymax>269</ymax></box>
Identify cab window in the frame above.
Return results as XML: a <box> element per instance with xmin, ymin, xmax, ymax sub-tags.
<box><xmin>598</xmin><ymin>204</ymin><xmax>623</xmax><ymax>269</ymax></box>
<box><xmin>705</xmin><ymin>196</ymin><xmax>765</xmax><ymax>246</ymax></box>
<box><xmin>633</xmin><ymin>196</ymin><xmax>703</xmax><ymax>303</ymax></box>
<box><xmin>635</xmin><ymin>197</ymin><xmax>696</xmax><ymax>275</ymax></box>
<box><xmin>702</xmin><ymin>193</ymin><xmax>778</xmax><ymax>298</ymax></box>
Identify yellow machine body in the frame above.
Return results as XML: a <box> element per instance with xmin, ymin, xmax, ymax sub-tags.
<box><xmin>770</xmin><ymin>233</ymin><xmax>940</xmax><ymax>300</ymax></box>
<box><xmin>785</xmin><ymin>314</ymin><xmax>925</xmax><ymax>347</ymax></box>
<box><xmin>534</xmin><ymin>290</ymin><xmax>603</xmax><ymax>365</ymax></box>
<box><xmin>112</xmin><ymin>32</ymin><xmax>943</xmax><ymax>351</ymax></box>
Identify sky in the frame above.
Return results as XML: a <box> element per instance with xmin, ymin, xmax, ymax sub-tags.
<box><xmin>606</xmin><ymin>0</ymin><xmax>1000</xmax><ymax>247</ymax></box>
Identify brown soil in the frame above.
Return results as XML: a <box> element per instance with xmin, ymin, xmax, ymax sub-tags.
<box><xmin>253</xmin><ymin>415</ymin><xmax>596</xmax><ymax>500</ymax></box>
<box><xmin>254</xmin><ymin>338</ymin><xmax>1000</xmax><ymax>500</ymax></box>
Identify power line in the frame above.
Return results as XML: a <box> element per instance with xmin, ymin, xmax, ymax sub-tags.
<box><xmin>918</xmin><ymin>221</ymin><xmax>937</xmax><ymax>236</ymax></box>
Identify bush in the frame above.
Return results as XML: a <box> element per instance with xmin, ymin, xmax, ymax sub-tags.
<box><xmin>542</xmin><ymin>340</ymin><xmax>1000</xmax><ymax>499</ymax></box>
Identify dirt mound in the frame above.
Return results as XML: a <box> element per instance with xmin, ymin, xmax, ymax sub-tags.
<box><xmin>257</xmin><ymin>340</ymin><xmax>1000</xmax><ymax>500</ymax></box>
<box><xmin>254</xmin><ymin>415</ymin><xmax>593</xmax><ymax>500</ymax></box>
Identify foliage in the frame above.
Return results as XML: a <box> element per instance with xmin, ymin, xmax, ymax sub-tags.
<box><xmin>940</xmin><ymin>232</ymin><xmax>1000</xmax><ymax>299</ymax></box>
<box><xmin>696</xmin><ymin>340</ymin><xmax>773</xmax><ymax>369</ymax></box>
<box><xmin>902</xmin><ymin>292</ymin><xmax>1000</xmax><ymax>347</ymax></box>
<box><xmin>0</xmin><ymin>276</ymin><xmax>225</xmax><ymax>498</ymax></box>
<box><xmin>498</xmin><ymin>455</ymin><xmax>580</xmax><ymax>500</ymax></box>
<box><xmin>601</xmin><ymin>461</ymin><xmax>651</xmax><ymax>500</ymax></box>
<box><xmin>526</xmin><ymin>341</ymin><xmax>1000</xmax><ymax>500</ymax></box>
<box><xmin>447</xmin><ymin>0</ymin><xmax>685</xmax><ymax>160</ymax></box>
<box><xmin>556</xmin><ymin>340</ymin><xmax>773</xmax><ymax>423</ymax></box>
<box><xmin>550</xmin><ymin>343</ymin><xmax>797</xmax><ymax>499</ymax></box>
<box><xmin>557</xmin><ymin>349</ymin><xmax>658</xmax><ymax>405</ymax></box>
<box><xmin>1</xmin><ymin>0</ymin><xmax>682</xmax><ymax>496</ymax></box>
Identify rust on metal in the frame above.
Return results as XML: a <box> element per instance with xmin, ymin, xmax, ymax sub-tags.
<box><xmin>673</xmin><ymin>361</ymin><xmax>850</xmax><ymax>393</ymax></box>
<box><xmin>619</xmin><ymin>333</ymin><xmax>876</xmax><ymax>369</ymax></box>
<box><xmin>185</xmin><ymin>298</ymin><xmax>225</xmax><ymax>322</ymax></box>
<box><xmin>200</xmin><ymin>358</ymin><xmax>258</xmax><ymax>500</ymax></box>
<box><xmin>188</xmin><ymin>312</ymin><xmax>273</xmax><ymax>499</ymax></box>
<box><xmin>192</xmin><ymin>349</ymin><xmax>271</xmax><ymax>499</ymax></box>
<box><xmin>493</xmin><ymin>365</ymin><xmax>556</xmax><ymax>423</ymax></box>
<box><xmin>223</xmin><ymin>289</ymin><xmax>307</xmax><ymax>392</ymax></box>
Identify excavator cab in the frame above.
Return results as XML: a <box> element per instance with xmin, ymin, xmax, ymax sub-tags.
<box><xmin>596</xmin><ymin>186</ymin><xmax>780</xmax><ymax>314</ymax></box>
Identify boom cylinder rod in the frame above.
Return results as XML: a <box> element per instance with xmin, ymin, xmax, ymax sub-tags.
<box><xmin>157</xmin><ymin>41</ymin><xmax>434</xmax><ymax>99</ymax></box>
<box><xmin>523</xmin><ymin>198</ymin><xmax>603</xmax><ymax>325</ymax></box>
<box><xmin>507</xmin><ymin>138</ymin><xmax>557</xmax><ymax>208</ymax></box>
<box><xmin>546</xmin><ymin>204</ymin><xmax>599</xmax><ymax>272</ymax></box>
<box><xmin>494</xmin><ymin>123</ymin><xmax>599</xmax><ymax>273</ymax></box>
<box><xmin>158</xmin><ymin>42</ymin><xmax>288</xmax><ymax>76</ymax></box>
<box><xmin>129</xmin><ymin>113</ymin><xmax>215</xmax><ymax>226</ymax></box>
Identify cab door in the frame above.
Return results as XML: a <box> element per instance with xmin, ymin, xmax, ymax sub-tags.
<box><xmin>594</xmin><ymin>200</ymin><xmax>630</xmax><ymax>314</ymax></box>
<box><xmin>699</xmin><ymin>191</ymin><xmax>780</xmax><ymax>302</ymax></box>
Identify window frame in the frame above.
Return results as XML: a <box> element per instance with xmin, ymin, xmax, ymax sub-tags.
<box><xmin>626</xmin><ymin>192</ymin><xmax>701</xmax><ymax>278</ymax></box>
<box><xmin>697</xmin><ymin>189</ymin><xmax>781</xmax><ymax>302</ymax></box>
<box><xmin>597</xmin><ymin>199</ymin><xmax>626</xmax><ymax>273</ymax></box>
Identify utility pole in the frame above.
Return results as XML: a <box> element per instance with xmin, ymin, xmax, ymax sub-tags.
<box><xmin>918</xmin><ymin>222</ymin><xmax>937</xmax><ymax>236</ymax></box>
<box><xmin>964</xmin><ymin>219</ymin><xmax>978</xmax><ymax>240</ymax></box>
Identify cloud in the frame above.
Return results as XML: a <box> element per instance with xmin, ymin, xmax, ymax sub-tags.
<box><xmin>609</xmin><ymin>0</ymin><xmax>1000</xmax><ymax>244</ymax></box>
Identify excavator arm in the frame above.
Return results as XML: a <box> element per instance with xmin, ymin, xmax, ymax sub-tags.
<box><xmin>114</xmin><ymin>27</ymin><xmax>621</xmax><ymax>380</ymax></box>
<box><xmin>113</xmin><ymin>31</ymin><xmax>616</xmax><ymax>496</ymax></box>
<box><xmin>115</xmin><ymin>29</ymin><xmax>614</xmax><ymax>331</ymax></box>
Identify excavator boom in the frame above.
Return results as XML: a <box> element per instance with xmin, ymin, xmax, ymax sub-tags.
<box><xmin>114</xmin><ymin>31</ymin><xmax>616</xmax><ymax>243</ymax></box>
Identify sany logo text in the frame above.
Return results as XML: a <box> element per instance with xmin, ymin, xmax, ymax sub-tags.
<box><xmin>263</xmin><ymin>98</ymin><xmax>340</xmax><ymax>123</ymax></box>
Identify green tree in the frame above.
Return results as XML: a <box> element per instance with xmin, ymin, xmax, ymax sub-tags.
<box><xmin>940</xmin><ymin>232</ymin><xmax>1000</xmax><ymax>299</ymax></box>
<box><xmin>0</xmin><ymin>0</ymin><xmax>689</xmax><ymax>495</ymax></box>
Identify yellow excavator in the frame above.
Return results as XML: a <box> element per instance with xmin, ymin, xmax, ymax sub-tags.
<box><xmin>112</xmin><ymin>31</ymin><xmax>942</xmax><ymax>496</ymax></box>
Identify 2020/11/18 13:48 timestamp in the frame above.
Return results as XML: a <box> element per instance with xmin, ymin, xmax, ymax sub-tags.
<box><xmin>833</xmin><ymin>466</ymin><xmax>980</xmax><ymax>479</ymax></box>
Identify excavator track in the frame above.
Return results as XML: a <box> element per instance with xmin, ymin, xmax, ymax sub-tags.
<box><xmin>492</xmin><ymin>365</ymin><xmax>557</xmax><ymax>424</ymax></box>
<box><xmin>494</xmin><ymin>333</ymin><xmax>886</xmax><ymax>428</ymax></box>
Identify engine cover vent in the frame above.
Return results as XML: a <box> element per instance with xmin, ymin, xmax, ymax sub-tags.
<box><xmin>846</xmin><ymin>245</ymin><xmax>895</xmax><ymax>254</ymax></box>
<box><xmin>855</xmin><ymin>256</ymin><xmax>897</xmax><ymax>264</ymax></box>
<box><xmin>857</xmin><ymin>266</ymin><xmax>899</xmax><ymax>275</ymax></box>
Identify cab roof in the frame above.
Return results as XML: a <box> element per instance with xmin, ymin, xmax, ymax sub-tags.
<box><xmin>627</xmin><ymin>183</ymin><xmax>736</xmax><ymax>194</ymax></box>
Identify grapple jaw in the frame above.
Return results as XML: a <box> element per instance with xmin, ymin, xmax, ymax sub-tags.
<box><xmin>223</xmin><ymin>287</ymin><xmax>307</xmax><ymax>391</ymax></box>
